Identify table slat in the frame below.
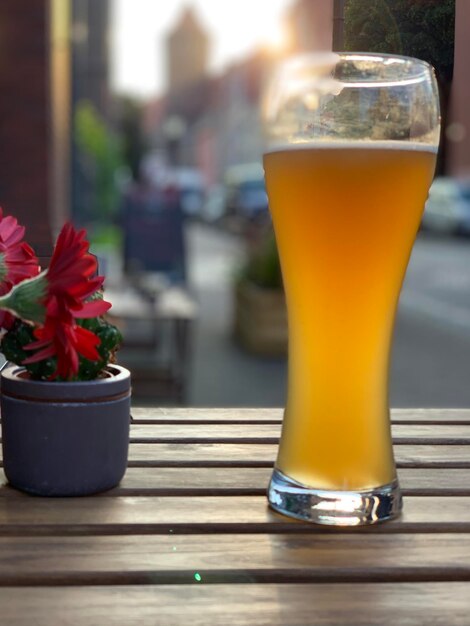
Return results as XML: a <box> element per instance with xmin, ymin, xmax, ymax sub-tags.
<box><xmin>1</xmin><ymin>496</ymin><xmax>470</xmax><ymax>535</ymax></box>
<box><xmin>2</xmin><ymin>467</ymin><xmax>470</xmax><ymax>497</ymax></box>
<box><xmin>107</xmin><ymin>466</ymin><xmax>470</xmax><ymax>496</ymax></box>
<box><xmin>131</xmin><ymin>408</ymin><xmax>284</xmax><ymax>423</ymax></box>
<box><xmin>123</xmin><ymin>443</ymin><xmax>470</xmax><ymax>468</ymax></box>
<box><xmin>0</xmin><ymin>533</ymin><xmax>470</xmax><ymax>586</ymax></box>
<box><xmin>113</xmin><ymin>466</ymin><xmax>470</xmax><ymax>496</ymax></box>
<box><xmin>1</xmin><ymin>443</ymin><xmax>468</xmax><ymax>468</ymax></box>
<box><xmin>4</xmin><ymin>422</ymin><xmax>470</xmax><ymax>446</ymax></box>
<box><xmin>0</xmin><ymin>583</ymin><xmax>468</xmax><ymax>626</ymax></box>
<box><xmin>130</xmin><ymin>407</ymin><xmax>470</xmax><ymax>424</ymax></box>
<box><xmin>128</xmin><ymin>423</ymin><xmax>470</xmax><ymax>444</ymax></box>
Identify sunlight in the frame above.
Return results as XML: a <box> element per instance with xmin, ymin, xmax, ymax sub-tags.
<box><xmin>261</xmin><ymin>21</ymin><xmax>289</xmax><ymax>53</ymax></box>
<box><xmin>111</xmin><ymin>0</ymin><xmax>293</xmax><ymax>96</ymax></box>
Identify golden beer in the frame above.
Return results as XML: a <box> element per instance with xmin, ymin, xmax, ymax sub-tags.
<box><xmin>264</xmin><ymin>143</ymin><xmax>436</xmax><ymax>491</ymax></box>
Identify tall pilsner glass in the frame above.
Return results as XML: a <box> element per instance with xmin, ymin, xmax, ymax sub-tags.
<box><xmin>264</xmin><ymin>53</ymin><xmax>440</xmax><ymax>525</ymax></box>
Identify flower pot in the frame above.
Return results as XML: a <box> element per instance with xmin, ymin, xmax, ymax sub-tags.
<box><xmin>0</xmin><ymin>364</ymin><xmax>131</xmax><ymax>496</ymax></box>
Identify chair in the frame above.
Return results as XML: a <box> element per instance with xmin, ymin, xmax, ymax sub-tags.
<box><xmin>109</xmin><ymin>185</ymin><xmax>197</xmax><ymax>403</ymax></box>
<box><xmin>121</xmin><ymin>185</ymin><xmax>186</xmax><ymax>283</ymax></box>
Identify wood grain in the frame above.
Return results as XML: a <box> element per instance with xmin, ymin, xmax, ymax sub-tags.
<box><xmin>3</xmin><ymin>423</ymin><xmax>470</xmax><ymax>449</ymax></box>
<box><xmin>0</xmin><ymin>533</ymin><xmax>470</xmax><ymax>586</ymax></box>
<box><xmin>0</xmin><ymin>583</ymin><xmax>469</xmax><ymax>625</ymax></box>
<box><xmin>0</xmin><ymin>409</ymin><xmax>469</xmax><ymax>624</ymax></box>
<box><xmin>130</xmin><ymin>407</ymin><xmax>285</xmax><ymax>423</ymax></box>
<box><xmin>1</xmin><ymin>442</ymin><xmax>468</xmax><ymax>468</ymax></box>
<box><xmin>122</xmin><ymin>443</ymin><xmax>470</xmax><ymax>468</ymax></box>
<box><xmin>130</xmin><ymin>407</ymin><xmax>470</xmax><ymax>424</ymax></box>
<box><xmin>2</xmin><ymin>467</ymin><xmax>470</xmax><ymax>497</ymax></box>
<box><xmin>109</xmin><ymin>466</ymin><xmax>470</xmax><ymax>496</ymax></box>
<box><xmin>128</xmin><ymin>423</ymin><xmax>470</xmax><ymax>444</ymax></box>
<box><xmin>391</xmin><ymin>409</ymin><xmax>470</xmax><ymax>424</ymax></box>
<box><xmin>0</xmin><ymin>496</ymin><xmax>470</xmax><ymax>535</ymax></box>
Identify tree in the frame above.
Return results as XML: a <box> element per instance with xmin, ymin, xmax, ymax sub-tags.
<box><xmin>115</xmin><ymin>96</ymin><xmax>148</xmax><ymax>181</ymax></box>
<box><xmin>344</xmin><ymin>0</ymin><xmax>454</xmax><ymax>83</ymax></box>
<box><xmin>74</xmin><ymin>101</ymin><xmax>123</xmax><ymax>223</ymax></box>
<box><xmin>344</xmin><ymin>0</ymin><xmax>455</xmax><ymax>171</ymax></box>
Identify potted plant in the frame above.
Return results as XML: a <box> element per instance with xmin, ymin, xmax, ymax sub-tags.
<box><xmin>0</xmin><ymin>209</ymin><xmax>129</xmax><ymax>496</ymax></box>
<box><xmin>233</xmin><ymin>229</ymin><xmax>288</xmax><ymax>357</ymax></box>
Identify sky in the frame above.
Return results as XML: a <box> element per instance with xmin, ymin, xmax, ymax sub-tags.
<box><xmin>111</xmin><ymin>0</ymin><xmax>293</xmax><ymax>99</ymax></box>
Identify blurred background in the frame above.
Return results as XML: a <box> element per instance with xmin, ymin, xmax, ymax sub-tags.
<box><xmin>0</xmin><ymin>0</ymin><xmax>469</xmax><ymax>407</ymax></box>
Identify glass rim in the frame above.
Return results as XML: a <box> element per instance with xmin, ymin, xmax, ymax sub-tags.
<box><xmin>278</xmin><ymin>51</ymin><xmax>435</xmax><ymax>86</ymax></box>
<box><xmin>262</xmin><ymin>49</ymin><xmax>440</xmax><ymax>149</ymax></box>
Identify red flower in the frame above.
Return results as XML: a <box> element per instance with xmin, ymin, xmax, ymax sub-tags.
<box><xmin>23</xmin><ymin>297</ymin><xmax>105</xmax><ymax>379</ymax></box>
<box><xmin>0</xmin><ymin>208</ymin><xmax>40</xmax><ymax>328</ymax></box>
<box><xmin>46</xmin><ymin>223</ymin><xmax>107</xmax><ymax>312</ymax></box>
<box><xmin>23</xmin><ymin>223</ymin><xmax>111</xmax><ymax>379</ymax></box>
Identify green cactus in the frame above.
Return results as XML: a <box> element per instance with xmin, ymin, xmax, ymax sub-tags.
<box><xmin>1</xmin><ymin>318</ymin><xmax>122</xmax><ymax>381</ymax></box>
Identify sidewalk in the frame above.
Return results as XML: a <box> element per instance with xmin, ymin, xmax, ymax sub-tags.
<box><xmin>186</xmin><ymin>221</ymin><xmax>287</xmax><ymax>407</ymax></box>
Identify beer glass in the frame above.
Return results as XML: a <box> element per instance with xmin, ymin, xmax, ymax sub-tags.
<box><xmin>263</xmin><ymin>53</ymin><xmax>440</xmax><ymax>525</ymax></box>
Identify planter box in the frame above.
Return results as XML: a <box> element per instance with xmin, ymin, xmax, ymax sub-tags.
<box><xmin>234</xmin><ymin>280</ymin><xmax>288</xmax><ymax>357</ymax></box>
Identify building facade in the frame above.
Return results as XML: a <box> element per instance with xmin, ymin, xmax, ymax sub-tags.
<box><xmin>448</xmin><ymin>0</ymin><xmax>470</xmax><ymax>177</ymax></box>
<box><xmin>144</xmin><ymin>1</ymin><xmax>342</xmax><ymax>185</ymax></box>
<box><xmin>71</xmin><ymin>0</ymin><xmax>112</xmax><ymax>224</ymax></box>
<box><xmin>286</xmin><ymin>0</ymin><xmax>334</xmax><ymax>53</ymax></box>
<box><xmin>71</xmin><ymin>0</ymin><xmax>111</xmax><ymax>118</ymax></box>
<box><xmin>166</xmin><ymin>7</ymin><xmax>209</xmax><ymax>98</ymax></box>
<box><xmin>0</xmin><ymin>0</ymin><xmax>70</xmax><ymax>259</ymax></box>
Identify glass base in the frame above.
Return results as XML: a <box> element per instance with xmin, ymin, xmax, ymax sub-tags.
<box><xmin>268</xmin><ymin>468</ymin><xmax>402</xmax><ymax>526</ymax></box>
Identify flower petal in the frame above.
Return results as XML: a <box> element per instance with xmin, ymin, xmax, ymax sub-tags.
<box><xmin>73</xmin><ymin>299</ymin><xmax>111</xmax><ymax>318</ymax></box>
<box><xmin>22</xmin><ymin>345</ymin><xmax>56</xmax><ymax>363</ymax></box>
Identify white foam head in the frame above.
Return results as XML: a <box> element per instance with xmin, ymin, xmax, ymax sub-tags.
<box><xmin>265</xmin><ymin>140</ymin><xmax>438</xmax><ymax>155</ymax></box>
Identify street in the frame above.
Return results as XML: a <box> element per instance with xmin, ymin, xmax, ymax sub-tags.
<box><xmin>186</xmin><ymin>222</ymin><xmax>470</xmax><ymax>408</ymax></box>
<box><xmin>187</xmin><ymin>221</ymin><xmax>287</xmax><ymax>407</ymax></box>
<box><xmin>392</xmin><ymin>233</ymin><xmax>470</xmax><ymax>407</ymax></box>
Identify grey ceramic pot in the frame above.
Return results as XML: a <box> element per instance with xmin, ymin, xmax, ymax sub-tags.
<box><xmin>0</xmin><ymin>364</ymin><xmax>131</xmax><ymax>496</ymax></box>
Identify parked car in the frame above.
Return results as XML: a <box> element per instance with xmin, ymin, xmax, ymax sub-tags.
<box><xmin>224</xmin><ymin>163</ymin><xmax>269</xmax><ymax>221</ymax></box>
<box><xmin>200</xmin><ymin>184</ymin><xmax>227</xmax><ymax>223</ymax></box>
<box><xmin>422</xmin><ymin>177</ymin><xmax>470</xmax><ymax>235</ymax></box>
<box><xmin>173</xmin><ymin>168</ymin><xmax>205</xmax><ymax>217</ymax></box>
<box><xmin>141</xmin><ymin>155</ymin><xmax>206</xmax><ymax>217</ymax></box>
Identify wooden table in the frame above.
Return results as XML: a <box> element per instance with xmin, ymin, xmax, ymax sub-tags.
<box><xmin>1</xmin><ymin>408</ymin><xmax>470</xmax><ymax>625</ymax></box>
